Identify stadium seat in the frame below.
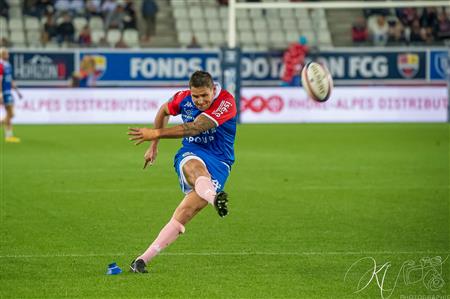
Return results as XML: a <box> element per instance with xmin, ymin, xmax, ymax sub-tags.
<box><xmin>266</xmin><ymin>9</ymin><xmax>280</xmax><ymax>19</ymax></box>
<box><xmin>294</xmin><ymin>9</ymin><xmax>309</xmax><ymax>19</ymax></box>
<box><xmin>89</xmin><ymin>17</ymin><xmax>104</xmax><ymax>31</ymax></box>
<box><xmin>236</xmin><ymin>9</ymin><xmax>248</xmax><ymax>19</ymax></box>
<box><xmin>74</xmin><ymin>17</ymin><xmax>88</xmax><ymax>32</ymax></box>
<box><xmin>298</xmin><ymin>18</ymin><xmax>312</xmax><ymax>31</ymax></box>
<box><xmin>0</xmin><ymin>26</ymin><xmax>8</xmax><ymax>40</ymax></box>
<box><xmin>8</xmin><ymin>18</ymin><xmax>23</xmax><ymax>31</ymax></box>
<box><xmin>188</xmin><ymin>7</ymin><xmax>203</xmax><ymax>19</ymax></box>
<box><xmin>106</xmin><ymin>29</ymin><xmax>122</xmax><ymax>44</ymax></box>
<box><xmin>204</xmin><ymin>7</ymin><xmax>219</xmax><ymax>19</ymax></box>
<box><xmin>209</xmin><ymin>30</ymin><xmax>225</xmax><ymax>46</ymax></box>
<box><xmin>219</xmin><ymin>7</ymin><xmax>227</xmax><ymax>19</ymax></box>
<box><xmin>123</xmin><ymin>29</ymin><xmax>139</xmax><ymax>47</ymax></box>
<box><xmin>170</xmin><ymin>0</ymin><xmax>186</xmax><ymax>7</ymax></box>
<box><xmin>270</xmin><ymin>30</ymin><xmax>287</xmax><ymax>47</ymax></box>
<box><xmin>24</xmin><ymin>17</ymin><xmax>40</xmax><ymax>30</ymax></box>
<box><xmin>26</xmin><ymin>30</ymin><xmax>41</xmax><ymax>45</ymax></box>
<box><xmin>175</xmin><ymin>19</ymin><xmax>191</xmax><ymax>31</ymax></box>
<box><xmin>280</xmin><ymin>9</ymin><xmax>295</xmax><ymax>19</ymax></box>
<box><xmin>195</xmin><ymin>30</ymin><xmax>209</xmax><ymax>45</ymax></box>
<box><xmin>191</xmin><ymin>19</ymin><xmax>206</xmax><ymax>31</ymax></box>
<box><xmin>44</xmin><ymin>42</ymin><xmax>60</xmax><ymax>49</ymax></box>
<box><xmin>177</xmin><ymin>30</ymin><xmax>192</xmax><ymax>46</ymax></box>
<box><xmin>91</xmin><ymin>30</ymin><xmax>105</xmax><ymax>44</ymax></box>
<box><xmin>282</xmin><ymin>19</ymin><xmax>297</xmax><ymax>31</ymax></box>
<box><xmin>173</xmin><ymin>7</ymin><xmax>187</xmax><ymax>19</ymax></box>
<box><xmin>239</xmin><ymin>30</ymin><xmax>256</xmax><ymax>47</ymax></box>
<box><xmin>237</xmin><ymin>19</ymin><xmax>251</xmax><ymax>31</ymax></box>
<box><xmin>249</xmin><ymin>9</ymin><xmax>264</xmax><ymax>18</ymax></box>
<box><xmin>10</xmin><ymin>30</ymin><xmax>26</xmax><ymax>45</ymax></box>
<box><xmin>267</xmin><ymin>18</ymin><xmax>282</xmax><ymax>30</ymax></box>
<box><xmin>9</xmin><ymin>7</ymin><xmax>22</xmax><ymax>19</ymax></box>
<box><xmin>0</xmin><ymin>17</ymin><xmax>7</xmax><ymax>31</ymax></box>
<box><xmin>286</xmin><ymin>31</ymin><xmax>301</xmax><ymax>44</ymax></box>
<box><xmin>252</xmin><ymin>19</ymin><xmax>268</xmax><ymax>31</ymax></box>
<box><xmin>206</xmin><ymin>19</ymin><xmax>222</xmax><ymax>31</ymax></box>
<box><xmin>255</xmin><ymin>31</ymin><xmax>269</xmax><ymax>47</ymax></box>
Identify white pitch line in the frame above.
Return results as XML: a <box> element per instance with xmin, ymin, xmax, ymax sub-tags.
<box><xmin>0</xmin><ymin>251</ymin><xmax>448</xmax><ymax>259</ymax></box>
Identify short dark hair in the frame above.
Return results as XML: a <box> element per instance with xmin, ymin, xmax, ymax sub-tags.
<box><xmin>189</xmin><ymin>70</ymin><xmax>214</xmax><ymax>89</ymax></box>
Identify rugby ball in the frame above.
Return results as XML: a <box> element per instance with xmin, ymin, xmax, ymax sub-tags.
<box><xmin>301</xmin><ymin>62</ymin><xmax>333</xmax><ymax>102</ymax></box>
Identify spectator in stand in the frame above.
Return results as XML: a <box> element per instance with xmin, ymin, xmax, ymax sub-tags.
<box><xmin>115</xmin><ymin>37</ymin><xmax>128</xmax><ymax>48</ymax></box>
<box><xmin>187</xmin><ymin>36</ymin><xmax>201</xmax><ymax>48</ymax></box>
<box><xmin>436</xmin><ymin>10</ymin><xmax>450</xmax><ymax>40</ymax></box>
<box><xmin>78</xmin><ymin>25</ymin><xmax>92</xmax><ymax>47</ymax></box>
<box><xmin>369</xmin><ymin>15</ymin><xmax>389</xmax><ymax>46</ymax></box>
<box><xmin>123</xmin><ymin>0</ymin><xmax>137</xmax><ymax>29</ymax></box>
<box><xmin>86</xmin><ymin>0</ymin><xmax>102</xmax><ymax>18</ymax></box>
<box><xmin>408</xmin><ymin>19</ymin><xmax>426</xmax><ymax>43</ymax></box>
<box><xmin>0</xmin><ymin>0</ymin><xmax>9</xmax><ymax>19</ymax></box>
<box><xmin>35</xmin><ymin>0</ymin><xmax>55</xmax><ymax>18</ymax></box>
<box><xmin>141</xmin><ymin>0</ymin><xmax>158</xmax><ymax>42</ymax></box>
<box><xmin>352</xmin><ymin>16</ymin><xmax>368</xmax><ymax>45</ymax></box>
<box><xmin>420</xmin><ymin>7</ymin><xmax>439</xmax><ymax>29</ymax></box>
<box><xmin>0</xmin><ymin>37</ymin><xmax>11</xmax><ymax>47</ymax></box>
<box><xmin>387</xmin><ymin>17</ymin><xmax>405</xmax><ymax>45</ymax></box>
<box><xmin>42</xmin><ymin>14</ymin><xmax>58</xmax><ymax>44</ymax></box>
<box><xmin>54</xmin><ymin>0</ymin><xmax>70</xmax><ymax>17</ymax></box>
<box><xmin>396</xmin><ymin>7</ymin><xmax>419</xmax><ymax>27</ymax></box>
<box><xmin>102</xmin><ymin>0</ymin><xmax>118</xmax><ymax>19</ymax></box>
<box><xmin>105</xmin><ymin>3</ymin><xmax>125</xmax><ymax>30</ymax></box>
<box><xmin>68</xmin><ymin>0</ymin><xmax>85</xmax><ymax>17</ymax></box>
<box><xmin>56</xmin><ymin>13</ymin><xmax>75</xmax><ymax>44</ymax></box>
<box><xmin>97</xmin><ymin>37</ymin><xmax>110</xmax><ymax>47</ymax></box>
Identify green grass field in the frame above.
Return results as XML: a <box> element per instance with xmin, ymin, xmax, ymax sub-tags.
<box><xmin>1</xmin><ymin>124</ymin><xmax>449</xmax><ymax>299</ymax></box>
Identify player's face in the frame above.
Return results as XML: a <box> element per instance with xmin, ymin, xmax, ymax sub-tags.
<box><xmin>190</xmin><ymin>86</ymin><xmax>215</xmax><ymax>111</ymax></box>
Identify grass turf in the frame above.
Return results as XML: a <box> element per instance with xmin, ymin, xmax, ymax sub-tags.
<box><xmin>0</xmin><ymin>123</ymin><xmax>448</xmax><ymax>298</ymax></box>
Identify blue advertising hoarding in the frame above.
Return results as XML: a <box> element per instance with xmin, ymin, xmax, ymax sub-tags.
<box><xmin>9</xmin><ymin>48</ymin><xmax>447</xmax><ymax>86</ymax></box>
<box><xmin>10</xmin><ymin>50</ymin><xmax>74</xmax><ymax>84</ymax></box>
<box><xmin>429</xmin><ymin>49</ymin><xmax>448</xmax><ymax>81</ymax></box>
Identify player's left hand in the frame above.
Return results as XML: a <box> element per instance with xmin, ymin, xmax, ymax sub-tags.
<box><xmin>128</xmin><ymin>127</ymin><xmax>159</xmax><ymax>145</ymax></box>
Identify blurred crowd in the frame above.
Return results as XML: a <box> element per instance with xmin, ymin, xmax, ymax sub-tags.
<box><xmin>0</xmin><ymin>0</ymin><xmax>160</xmax><ymax>48</ymax></box>
<box><xmin>353</xmin><ymin>7</ymin><xmax>450</xmax><ymax>46</ymax></box>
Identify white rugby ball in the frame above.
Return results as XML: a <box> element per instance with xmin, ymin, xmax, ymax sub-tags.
<box><xmin>301</xmin><ymin>62</ymin><xmax>333</xmax><ymax>102</ymax></box>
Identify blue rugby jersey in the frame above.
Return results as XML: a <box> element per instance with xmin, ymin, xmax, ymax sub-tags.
<box><xmin>167</xmin><ymin>84</ymin><xmax>237</xmax><ymax>166</ymax></box>
<box><xmin>0</xmin><ymin>59</ymin><xmax>13</xmax><ymax>96</ymax></box>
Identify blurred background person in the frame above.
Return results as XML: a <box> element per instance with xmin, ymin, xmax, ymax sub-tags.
<box><xmin>141</xmin><ymin>0</ymin><xmax>158</xmax><ymax>42</ymax></box>
<box><xmin>0</xmin><ymin>48</ymin><xmax>22</xmax><ymax>143</ymax></box>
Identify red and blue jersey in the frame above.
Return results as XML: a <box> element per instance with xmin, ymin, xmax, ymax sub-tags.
<box><xmin>0</xmin><ymin>59</ymin><xmax>13</xmax><ymax>96</ymax></box>
<box><xmin>167</xmin><ymin>84</ymin><xmax>237</xmax><ymax>166</ymax></box>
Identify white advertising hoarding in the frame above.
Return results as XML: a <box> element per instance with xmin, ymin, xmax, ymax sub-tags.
<box><xmin>241</xmin><ymin>87</ymin><xmax>448</xmax><ymax>123</ymax></box>
<box><xmin>4</xmin><ymin>87</ymin><xmax>448</xmax><ymax>124</ymax></box>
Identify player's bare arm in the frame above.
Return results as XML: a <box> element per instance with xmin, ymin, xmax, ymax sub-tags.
<box><xmin>128</xmin><ymin>114</ymin><xmax>216</xmax><ymax>145</ymax></box>
<box><xmin>143</xmin><ymin>103</ymin><xmax>171</xmax><ymax>168</ymax></box>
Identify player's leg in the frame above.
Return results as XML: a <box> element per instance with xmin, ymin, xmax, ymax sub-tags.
<box><xmin>130</xmin><ymin>191</ymin><xmax>207</xmax><ymax>273</ymax></box>
<box><xmin>182</xmin><ymin>159</ymin><xmax>229</xmax><ymax>217</ymax></box>
<box><xmin>4</xmin><ymin>104</ymin><xmax>19</xmax><ymax>142</ymax></box>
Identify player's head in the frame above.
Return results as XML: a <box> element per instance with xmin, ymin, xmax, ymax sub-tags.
<box><xmin>0</xmin><ymin>47</ymin><xmax>8</xmax><ymax>60</ymax></box>
<box><xmin>189</xmin><ymin>70</ymin><xmax>216</xmax><ymax>111</ymax></box>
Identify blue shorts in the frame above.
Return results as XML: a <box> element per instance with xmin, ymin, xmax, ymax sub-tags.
<box><xmin>174</xmin><ymin>147</ymin><xmax>231</xmax><ymax>194</ymax></box>
<box><xmin>2</xmin><ymin>93</ymin><xmax>14</xmax><ymax>106</ymax></box>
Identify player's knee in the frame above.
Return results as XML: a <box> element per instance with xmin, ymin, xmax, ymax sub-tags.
<box><xmin>182</xmin><ymin>160</ymin><xmax>210</xmax><ymax>186</ymax></box>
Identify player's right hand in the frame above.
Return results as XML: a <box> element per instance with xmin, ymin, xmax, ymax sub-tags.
<box><xmin>143</xmin><ymin>144</ymin><xmax>158</xmax><ymax>169</ymax></box>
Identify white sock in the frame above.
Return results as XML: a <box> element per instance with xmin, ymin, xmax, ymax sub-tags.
<box><xmin>5</xmin><ymin>129</ymin><xmax>13</xmax><ymax>138</ymax></box>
